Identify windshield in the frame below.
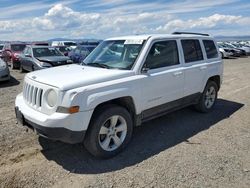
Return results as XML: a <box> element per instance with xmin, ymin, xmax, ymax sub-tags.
<box><xmin>64</xmin><ymin>42</ymin><xmax>77</xmax><ymax>46</ymax></box>
<box><xmin>11</xmin><ymin>44</ymin><xmax>26</xmax><ymax>52</ymax></box>
<box><xmin>33</xmin><ymin>47</ymin><xmax>63</xmax><ymax>57</ymax></box>
<box><xmin>82</xmin><ymin>40</ymin><xmax>145</xmax><ymax>70</ymax></box>
<box><xmin>0</xmin><ymin>45</ymin><xmax>3</xmax><ymax>50</ymax></box>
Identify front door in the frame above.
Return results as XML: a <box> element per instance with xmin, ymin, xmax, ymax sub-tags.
<box><xmin>141</xmin><ymin>40</ymin><xmax>184</xmax><ymax>117</ymax></box>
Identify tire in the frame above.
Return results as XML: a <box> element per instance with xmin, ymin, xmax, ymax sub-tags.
<box><xmin>195</xmin><ymin>81</ymin><xmax>218</xmax><ymax>113</ymax></box>
<box><xmin>220</xmin><ymin>52</ymin><xmax>224</xmax><ymax>59</ymax></box>
<box><xmin>19</xmin><ymin>65</ymin><xmax>25</xmax><ymax>73</ymax></box>
<box><xmin>84</xmin><ymin>104</ymin><xmax>133</xmax><ymax>158</ymax></box>
<box><xmin>10</xmin><ymin>59</ymin><xmax>19</xmax><ymax>69</ymax></box>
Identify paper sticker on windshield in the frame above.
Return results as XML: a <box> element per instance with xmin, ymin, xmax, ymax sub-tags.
<box><xmin>124</xmin><ymin>39</ymin><xmax>144</xmax><ymax>45</ymax></box>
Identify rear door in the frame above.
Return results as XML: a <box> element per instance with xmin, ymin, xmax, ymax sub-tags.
<box><xmin>181</xmin><ymin>39</ymin><xmax>207</xmax><ymax>97</ymax></box>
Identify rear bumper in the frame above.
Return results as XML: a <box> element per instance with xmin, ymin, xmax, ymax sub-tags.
<box><xmin>15</xmin><ymin>106</ymin><xmax>86</xmax><ymax>144</ymax></box>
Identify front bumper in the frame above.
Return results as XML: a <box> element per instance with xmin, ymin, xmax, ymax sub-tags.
<box><xmin>224</xmin><ymin>51</ymin><xmax>233</xmax><ymax>57</ymax></box>
<box><xmin>15</xmin><ymin>93</ymin><xmax>93</xmax><ymax>144</ymax></box>
<box><xmin>15</xmin><ymin>107</ymin><xmax>86</xmax><ymax>144</ymax></box>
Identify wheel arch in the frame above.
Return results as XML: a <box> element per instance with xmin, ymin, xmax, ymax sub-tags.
<box><xmin>207</xmin><ymin>75</ymin><xmax>221</xmax><ymax>90</ymax></box>
<box><xmin>89</xmin><ymin>96</ymin><xmax>138</xmax><ymax>128</ymax></box>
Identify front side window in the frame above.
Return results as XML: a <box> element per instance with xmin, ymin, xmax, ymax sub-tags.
<box><xmin>33</xmin><ymin>47</ymin><xmax>63</xmax><ymax>57</ymax></box>
<box><xmin>181</xmin><ymin>39</ymin><xmax>203</xmax><ymax>63</ymax></box>
<box><xmin>144</xmin><ymin>40</ymin><xmax>179</xmax><ymax>69</ymax></box>
<box><xmin>203</xmin><ymin>40</ymin><xmax>218</xmax><ymax>59</ymax></box>
<box><xmin>83</xmin><ymin>40</ymin><xmax>145</xmax><ymax>70</ymax></box>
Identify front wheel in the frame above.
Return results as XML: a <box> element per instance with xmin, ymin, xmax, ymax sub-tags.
<box><xmin>195</xmin><ymin>81</ymin><xmax>218</xmax><ymax>113</ymax></box>
<box><xmin>19</xmin><ymin>65</ymin><xmax>25</xmax><ymax>73</ymax></box>
<box><xmin>11</xmin><ymin>59</ymin><xmax>19</xmax><ymax>69</ymax></box>
<box><xmin>84</xmin><ymin>104</ymin><xmax>133</xmax><ymax>158</ymax></box>
<box><xmin>220</xmin><ymin>52</ymin><xmax>224</xmax><ymax>59</ymax></box>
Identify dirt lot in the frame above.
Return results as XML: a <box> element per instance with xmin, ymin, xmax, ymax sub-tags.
<box><xmin>0</xmin><ymin>57</ymin><xmax>250</xmax><ymax>188</ymax></box>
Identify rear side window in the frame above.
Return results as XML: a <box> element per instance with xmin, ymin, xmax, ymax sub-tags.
<box><xmin>181</xmin><ymin>40</ymin><xmax>203</xmax><ymax>63</ymax></box>
<box><xmin>203</xmin><ymin>40</ymin><xmax>218</xmax><ymax>59</ymax></box>
<box><xmin>144</xmin><ymin>40</ymin><xmax>179</xmax><ymax>69</ymax></box>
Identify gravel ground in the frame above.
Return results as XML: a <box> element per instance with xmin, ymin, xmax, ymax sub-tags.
<box><xmin>0</xmin><ymin>57</ymin><xmax>250</xmax><ymax>188</ymax></box>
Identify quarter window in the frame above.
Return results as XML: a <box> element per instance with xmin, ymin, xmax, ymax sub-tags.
<box><xmin>144</xmin><ymin>40</ymin><xmax>179</xmax><ymax>69</ymax></box>
<box><xmin>181</xmin><ymin>40</ymin><xmax>203</xmax><ymax>63</ymax></box>
<box><xmin>203</xmin><ymin>40</ymin><xmax>218</xmax><ymax>59</ymax></box>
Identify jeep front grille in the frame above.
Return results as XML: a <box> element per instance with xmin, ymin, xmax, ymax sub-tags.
<box><xmin>23</xmin><ymin>82</ymin><xmax>43</xmax><ymax>108</ymax></box>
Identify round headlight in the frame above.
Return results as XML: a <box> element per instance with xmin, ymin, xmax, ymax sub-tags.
<box><xmin>47</xmin><ymin>89</ymin><xmax>57</xmax><ymax>107</ymax></box>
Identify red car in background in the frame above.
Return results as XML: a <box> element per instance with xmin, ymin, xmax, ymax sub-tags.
<box><xmin>2</xmin><ymin>43</ymin><xmax>27</xmax><ymax>69</ymax></box>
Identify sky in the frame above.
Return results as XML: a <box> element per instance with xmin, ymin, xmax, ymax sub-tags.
<box><xmin>0</xmin><ymin>0</ymin><xmax>250</xmax><ymax>41</ymax></box>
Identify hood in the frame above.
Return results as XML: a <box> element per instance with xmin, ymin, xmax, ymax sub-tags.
<box><xmin>26</xmin><ymin>64</ymin><xmax>134</xmax><ymax>90</ymax></box>
<box><xmin>37</xmin><ymin>56</ymin><xmax>71</xmax><ymax>66</ymax></box>
<box><xmin>37</xmin><ymin>56</ymin><xmax>70</xmax><ymax>62</ymax></box>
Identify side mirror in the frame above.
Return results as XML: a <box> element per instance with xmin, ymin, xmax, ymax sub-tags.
<box><xmin>141</xmin><ymin>60</ymin><xmax>151</xmax><ymax>73</ymax></box>
<box><xmin>141</xmin><ymin>66</ymin><xmax>150</xmax><ymax>73</ymax></box>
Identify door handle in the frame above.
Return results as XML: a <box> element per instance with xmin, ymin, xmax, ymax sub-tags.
<box><xmin>200</xmin><ymin>66</ymin><xmax>207</xmax><ymax>70</ymax></box>
<box><xmin>173</xmin><ymin>71</ymin><xmax>183</xmax><ymax>76</ymax></box>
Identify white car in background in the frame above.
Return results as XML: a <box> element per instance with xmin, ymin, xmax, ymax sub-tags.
<box><xmin>51</xmin><ymin>41</ymin><xmax>77</xmax><ymax>49</ymax></box>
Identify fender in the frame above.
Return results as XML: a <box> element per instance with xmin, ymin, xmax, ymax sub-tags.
<box><xmin>85</xmin><ymin>87</ymin><xmax>139</xmax><ymax>113</ymax></box>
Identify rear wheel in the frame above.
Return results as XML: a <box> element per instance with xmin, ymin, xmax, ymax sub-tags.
<box><xmin>84</xmin><ymin>104</ymin><xmax>133</xmax><ymax>158</ymax></box>
<box><xmin>195</xmin><ymin>81</ymin><xmax>218</xmax><ymax>113</ymax></box>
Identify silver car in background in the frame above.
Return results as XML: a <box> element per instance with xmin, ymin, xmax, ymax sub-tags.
<box><xmin>0</xmin><ymin>58</ymin><xmax>10</xmax><ymax>82</ymax></box>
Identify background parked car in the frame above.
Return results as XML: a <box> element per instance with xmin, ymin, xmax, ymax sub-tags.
<box><xmin>218</xmin><ymin>46</ymin><xmax>233</xmax><ymax>58</ymax></box>
<box><xmin>0</xmin><ymin>58</ymin><xmax>10</xmax><ymax>82</ymax></box>
<box><xmin>55</xmin><ymin>46</ymin><xmax>71</xmax><ymax>56</ymax></box>
<box><xmin>51</xmin><ymin>41</ymin><xmax>77</xmax><ymax>49</ymax></box>
<box><xmin>19</xmin><ymin>45</ymin><xmax>73</xmax><ymax>72</ymax></box>
<box><xmin>227</xmin><ymin>43</ymin><xmax>250</xmax><ymax>55</ymax></box>
<box><xmin>217</xmin><ymin>43</ymin><xmax>241</xmax><ymax>57</ymax></box>
<box><xmin>222</xmin><ymin>43</ymin><xmax>247</xmax><ymax>56</ymax></box>
<box><xmin>68</xmin><ymin>45</ymin><xmax>96</xmax><ymax>63</ymax></box>
<box><xmin>2</xmin><ymin>43</ymin><xmax>27</xmax><ymax>69</ymax></box>
<box><xmin>0</xmin><ymin>44</ymin><xmax>4</xmax><ymax>58</ymax></box>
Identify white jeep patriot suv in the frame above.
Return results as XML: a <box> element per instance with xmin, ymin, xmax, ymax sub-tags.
<box><xmin>15</xmin><ymin>32</ymin><xmax>223</xmax><ymax>158</ymax></box>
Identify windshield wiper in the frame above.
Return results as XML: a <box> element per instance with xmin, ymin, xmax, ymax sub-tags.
<box><xmin>87</xmin><ymin>62</ymin><xmax>111</xmax><ymax>69</ymax></box>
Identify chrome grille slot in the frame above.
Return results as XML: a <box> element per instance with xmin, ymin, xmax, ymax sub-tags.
<box><xmin>23</xmin><ymin>81</ymin><xmax>43</xmax><ymax>108</ymax></box>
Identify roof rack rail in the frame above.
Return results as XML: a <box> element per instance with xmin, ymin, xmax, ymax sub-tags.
<box><xmin>172</xmin><ymin>32</ymin><xmax>209</xmax><ymax>36</ymax></box>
